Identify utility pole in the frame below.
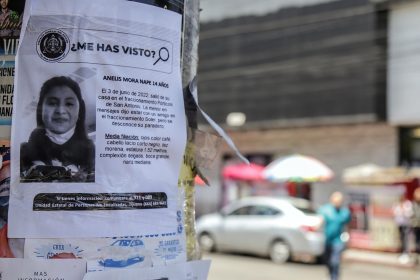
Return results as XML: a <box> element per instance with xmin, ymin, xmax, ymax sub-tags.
<box><xmin>180</xmin><ymin>0</ymin><xmax>201</xmax><ymax>261</ymax></box>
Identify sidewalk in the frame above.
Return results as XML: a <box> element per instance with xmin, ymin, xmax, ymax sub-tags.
<box><xmin>343</xmin><ymin>249</ymin><xmax>418</xmax><ymax>269</ymax></box>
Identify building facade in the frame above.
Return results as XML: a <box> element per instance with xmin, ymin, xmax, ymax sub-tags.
<box><xmin>196</xmin><ymin>0</ymin><xmax>419</xmax><ymax>213</ymax></box>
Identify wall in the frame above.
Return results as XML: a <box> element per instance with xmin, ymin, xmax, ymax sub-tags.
<box><xmin>388</xmin><ymin>0</ymin><xmax>420</xmax><ymax>125</ymax></box>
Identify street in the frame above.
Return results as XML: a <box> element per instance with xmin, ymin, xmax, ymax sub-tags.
<box><xmin>203</xmin><ymin>253</ymin><xmax>419</xmax><ymax>280</ymax></box>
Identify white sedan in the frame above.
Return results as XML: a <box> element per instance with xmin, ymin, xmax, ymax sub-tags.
<box><xmin>196</xmin><ymin>197</ymin><xmax>325</xmax><ymax>263</ymax></box>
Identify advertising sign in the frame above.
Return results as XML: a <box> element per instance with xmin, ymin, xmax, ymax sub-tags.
<box><xmin>0</xmin><ymin>0</ymin><xmax>24</xmax><ymax>128</ymax></box>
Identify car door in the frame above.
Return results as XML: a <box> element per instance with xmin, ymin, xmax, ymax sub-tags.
<box><xmin>218</xmin><ymin>205</ymin><xmax>254</xmax><ymax>252</ymax></box>
<box><xmin>219</xmin><ymin>205</ymin><xmax>281</xmax><ymax>254</ymax></box>
<box><xmin>238</xmin><ymin>205</ymin><xmax>282</xmax><ymax>255</ymax></box>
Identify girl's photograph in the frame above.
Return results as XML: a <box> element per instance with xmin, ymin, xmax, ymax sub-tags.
<box><xmin>20</xmin><ymin>76</ymin><xmax>95</xmax><ymax>182</ymax></box>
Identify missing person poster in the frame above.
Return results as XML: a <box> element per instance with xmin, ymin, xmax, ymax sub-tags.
<box><xmin>8</xmin><ymin>0</ymin><xmax>186</xmax><ymax>238</ymax></box>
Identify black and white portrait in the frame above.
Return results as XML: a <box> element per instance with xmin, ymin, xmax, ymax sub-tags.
<box><xmin>20</xmin><ymin>76</ymin><xmax>95</xmax><ymax>183</ymax></box>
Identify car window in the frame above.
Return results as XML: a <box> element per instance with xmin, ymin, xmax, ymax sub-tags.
<box><xmin>249</xmin><ymin>205</ymin><xmax>281</xmax><ymax>216</ymax></box>
<box><xmin>228</xmin><ymin>206</ymin><xmax>253</xmax><ymax>216</ymax></box>
<box><xmin>228</xmin><ymin>205</ymin><xmax>281</xmax><ymax>216</ymax></box>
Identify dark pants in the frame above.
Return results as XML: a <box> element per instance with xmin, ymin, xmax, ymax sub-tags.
<box><xmin>414</xmin><ymin>227</ymin><xmax>420</xmax><ymax>254</ymax></box>
<box><xmin>398</xmin><ymin>225</ymin><xmax>410</xmax><ymax>253</ymax></box>
<box><xmin>324</xmin><ymin>243</ymin><xmax>345</xmax><ymax>280</ymax></box>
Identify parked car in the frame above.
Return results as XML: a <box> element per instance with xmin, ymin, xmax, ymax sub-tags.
<box><xmin>196</xmin><ymin>196</ymin><xmax>325</xmax><ymax>263</ymax></box>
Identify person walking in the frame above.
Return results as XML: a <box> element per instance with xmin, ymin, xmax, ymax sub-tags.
<box><xmin>392</xmin><ymin>196</ymin><xmax>413</xmax><ymax>263</ymax></box>
<box><xmin>412</xmin><ymin>187</ymin><xmax>420</xmax><ymax>264</ymax></box>
<box><xmin>318</xmin><ymin>192</ymin><xmax>351</xmax><ymax>280</ymax></box>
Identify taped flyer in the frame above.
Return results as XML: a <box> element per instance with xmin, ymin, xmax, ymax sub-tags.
<box><xmin>8</xmin><ymin>0</ymin><xmax>186</xmax><ymax>238</ymax></box>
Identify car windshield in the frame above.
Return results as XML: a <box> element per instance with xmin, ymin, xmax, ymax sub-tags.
<box><xmin>112</xmin><ymin>240</ymin><xmax>131</xmax><ymax>246</ymax></box>
<box><xmin>285</xmin><ymin>198</ymin><xmax>316</xmax><ymax>214</ymax></box>
<box><xmin>295</xmin><ymin>207</ymin><xmax>316</xmax><ymax>215</ymax></box>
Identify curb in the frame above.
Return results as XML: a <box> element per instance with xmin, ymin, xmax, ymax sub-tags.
<box><xmin>343</xmin><ymin>251</ymin><xmax>417</xmax><ymax>270</ymax></box>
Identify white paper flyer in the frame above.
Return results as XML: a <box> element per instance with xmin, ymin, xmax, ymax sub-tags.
<box><xmin>8</xmin><ymin>0</ymin><xmax>186</xmax><ymax>238</ymax></box>
<box><xmin>0</xmin><ymin>258</ymin><xmax>86</xmax><ymax>280</ymax></box>
<box><xmin>25</xmin><ymin>235</ymin><xmax>186</xmax><ymax>272</ymax></box>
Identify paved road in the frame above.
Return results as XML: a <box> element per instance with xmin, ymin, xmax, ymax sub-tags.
<box><xmin>203</xmin><ymin>253</ymin><xmax>419</xmax><ymax>280</ymax></box>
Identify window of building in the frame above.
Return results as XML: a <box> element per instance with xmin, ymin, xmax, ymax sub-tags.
<box><xmin>399</xmin><ymin>127</ymin><xmax>420</xmax><ymax>166</ymax></box>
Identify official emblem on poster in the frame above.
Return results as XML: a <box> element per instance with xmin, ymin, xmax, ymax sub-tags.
<box><xmin>36</xmin><ymin>29</ymin><xmax>70</xmax><ymax>62</ymax></box>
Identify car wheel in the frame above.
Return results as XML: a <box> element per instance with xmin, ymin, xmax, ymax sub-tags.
<box><xmin>198</xmin><ymin>233</ymin><xmax>216</xmax><ymax>252</ymax></box>
<box><xmin>269</xmin><ymin>240</ymin><xmax>290</xmax><ymax>264</ymax></box>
